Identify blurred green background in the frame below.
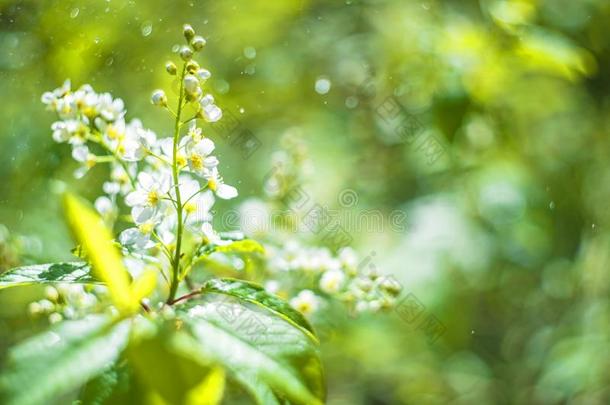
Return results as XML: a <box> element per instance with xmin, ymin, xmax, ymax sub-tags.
<box><xmin>2</xmin><ymin>0</ymin><xmax>610</xmax><ymax>403</ymax></box>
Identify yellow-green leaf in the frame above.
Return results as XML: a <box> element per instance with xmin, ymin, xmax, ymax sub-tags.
<box><xmin>63</xmin><ymin>193</ymin><xmax>135</xmax><ymax>313</ymax></box>
<box><xmin>215</xmin><ymin>239</ymin><xmax>265</xmax><ymax>255</ymax></box>
<box><xmin>185</xmin><ymin>366</ymin><xmax>225</xmax><ymax>405</ymax></box>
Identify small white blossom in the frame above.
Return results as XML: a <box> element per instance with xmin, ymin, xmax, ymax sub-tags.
<box><xmin>203</xmin><ymin>167</ymin><xmax>237</xmax><ymax>200</ymax></box>
<box><xmin>151</xmin><ymin>89</ymin><xmax>167</xmax><ymax>106</ymax></box>
<box><xmin>125</xmin><ymin>171</ymin><xmax>171</xmax><ymax>211</ymax></box>
<box><xmin>201</xmin><ymin>222</ymin><xmax>230</xmax><ymax>246</ymax></box>
<box><xmin>290</xmin><ymin>290</ymin><xmax>319</xmax><ymax>315</ymax></box>
<box><xmin>319</xmin><ymin>269</ymin><xmax>345</xmax><ymax>294</ymax></box>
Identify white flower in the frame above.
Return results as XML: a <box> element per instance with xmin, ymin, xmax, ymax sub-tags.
<box><xmin>180</xmin><ymin>177</ymin><xmax>214</xmax><ymax>227</ymax></box>
<box><xmin>97</xmin><ymin>93</ymin><xmax>125</xmax><ymax>122</ymax></box>
<box><xmin>203</xmin><ymin>167</ymin><xmax>237</xmax><ymax>200</ymax></box>
<box><xmin>41</xmin><ymin>79</ymin><xmax>71</xmax><ymax>109</ymax></box>
<box><xmin>106</xmin><ymin>163</ymin><xmax>136</xmax><ymax>195</ymax></box>
<box><xmin>94</xmin><ymin>196</ymin><xmax>117</xmax><ymax>223</ymax></box>
<box><xmin>202</xmin><ymin>104</ymin><xmax>222</xmax><ymax>122</ymax></box>
<box><xmin>158</xmin><ymin>137</ymin><xmax>187</xmax><ymax>168</ymax></box>
<box><xmin>51</xmin><ymin>120</ymin><xmax>88</xmax><ymax>144</ymax></box>
<box><xmin>319</xmin><ymin>269</ymin><xmax>345</xmax><ymax>294</ymax></box>
<box><xmin>119</xmin><ymin>225</ymin><xmax>156</xmax><ymax>250</ymax></box>
<box><xmin>151</xmin><ymin>89</ymin><xmax>167</xmax><ymax>106</ymax></box>
<box><xmin>201</xmin><ymin>222</ymin><xmax>230</xmax><ymax>246</ymax></box>
<box><xmin>199</xmin><ymin>94</ymin><xmax>222</xmax><ymax>122</ymax></box>
<box><xmin>338</xmin><ymin>247</ymin><xmax>358</xmax><ymax>270</ymax></box>
<box><xmin>186</xmin><ymin>137</ymin><xmax>217</xmax><ymax>173</ymax></box>
<box><xmin>71</xmin><ymin>145</ymin><xmax>96</xmax><ymax>178</ymax></box>
<box><xmin>290</xmin><ymin>290</ymin><xmax>319</xmax><ymax>315</ymax></box>
<box><xmin>125</xmin><ymin>171</ymin><xmax>171</xmax><ymax>211</ymax></box>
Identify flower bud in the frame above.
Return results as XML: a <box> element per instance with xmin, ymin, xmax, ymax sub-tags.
<box><xmin>197</xmin><ymin>68</ymin><xmax>211</xmax><ymax>81</ymax></box>
<box><xmin>183</xmin><ymin>24</ymin><xmax>195</xmax><ymax>41</ymax></box>
<box><xmin>165</xmin><ymin>61</ymin><xmax>177</xmax><ymax>75</ymax></box>
<box><xmin>179</xmin><ymin>45</ymin><xmax>193</xmax><ymax>61</ymax></box>
<box><xmin>49</xmin><ymin>312</ymin><xmax>63</xmax><ymax>324</ymax></box>
<box><xmin>45</xmin><ymin>286</ymin><xmax>59</xmax><ymax>302</ymax></box>
<box><xmin>184</xmin><ymin>75</ymin><xmax>199</xmax><ymax>95</ymax></box>
<box><xmin>200</xmin><ymin>94</ymin><xmax>214</xmax><ymax>107</ymax></box>
<box><xmin>202</xmin><ymin>104</ymin><xmax>222</xmax><ymax>122</ymax></box>
<box><xmin>186</xmin><ymin>86</ymin><xmax>202</xmax><ymax>102</ymax></box>
<box><xmin>191</xmin><ymin>36</ymin><xmax>206</xmax><ymax>51</ymax></box>
<box><xmin>186</xmin><ymin>60</ymin><xmax>200</xmax><ymax>74</ymax></box>
<box><xmin>151</xmin><ymin>89</ymin><xmax>167</xmax><ymax>106</ymax></box>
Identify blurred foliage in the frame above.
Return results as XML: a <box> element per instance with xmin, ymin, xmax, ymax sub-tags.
<box><xmin>2</xmin><ymin>0</ymin><xmax>610</xmax><ymax>403</ymax></box>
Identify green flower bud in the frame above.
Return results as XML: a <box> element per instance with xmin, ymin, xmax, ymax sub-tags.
<box><xmin>191</xmin><ymin>36</ymin><xmax>206</xmax><ymax>51</ymax></box>
<box><xmin>186</xmin><ymin>60</ymin><xmax>200</xmax><ymax>74</ymax></box>
<box><xmin>151</xmin><ymin>89</ymin><xmax>167</xmax><ymax>106</ymax></box>
<box><xmin>165</xmin><ymin>61</ymin><xmax>177</xmax><ymax>75</ymax></box>
<box><xmin>179</xmin><ymin>45</ymin><xmax>193</xmax><ymax>61</ymax></box>
<box><xmin>183</xmin><ymin>24</ymin><xmax>195</xmax><ymax>41</ymax></box>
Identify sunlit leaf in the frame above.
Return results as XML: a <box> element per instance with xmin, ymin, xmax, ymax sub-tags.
<box><xmin>129</xmin><ymin>324</ymin><xmax>224</xmax><ymax>405</ymax></box>
<box><xmin>177</xmin><ymin>295</ymin><xmax>325</xmax><ymax>405</ymax></box>
<box><xmin>0</xmin><ymin>315</ymin><xmax>130</xmax><ymax>405</ymax></box>
<box><xmin>185</xmin><ymin>366</ymin><xmax>225</xmax><ymax>405</ymax></box>
<box><xmin>0</xmin><ymin>262</ymin><xmax>97</xmax><ymax>289</ymax></box>
<box><xmin>201</xmin><ymin>278</ymin><xmax>318</xmax><ymax>343</ymax></box>
<box><xmin>63</xmin><ymin>193</ymin><xmax>134</xmax><ymax>312</ymax></box>
<box><xmin>214</xmin><ymin>239</ymin><xmax>265</xmax><ymax>255</ymax></box>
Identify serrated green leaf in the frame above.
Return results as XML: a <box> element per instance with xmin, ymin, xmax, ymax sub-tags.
<box><xmin>0</xmin><ymin>262</ymin><xmax>97</xmax><ymax>289</ymax></box>
<box><xmin>201</xmin><ymin>278</ymin><xmax>318</xmax><ymax>343</ymax></box>
<box><xmin>0</xmin><ymin>315</ymin><xmax>131</xmax><ymax>405</ymax></box>
<box><xmin>176</xmin><ymin>296</ymin><xmax>325</xmax><ymax>405</ymax></box>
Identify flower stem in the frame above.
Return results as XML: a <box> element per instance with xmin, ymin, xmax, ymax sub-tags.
<box><xmin>167</xmin><ymin>64</ymin><xmax>188</xmax><ymax>303</ymax></box>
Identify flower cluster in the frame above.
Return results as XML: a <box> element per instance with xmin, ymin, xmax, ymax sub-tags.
<box><xmin>28</xmin><ymin>285</ymin><xmax>104</xmax><ymax>324</ymax></box>
<box><xmin>240</xmin><ymin>131</ymin><xmax>402</xmax><ymax>317</ymax></box>
<box><xmin>42</xmin><ymin>24</ymin><xmax>237</xmax><ymax>302</ymax></box>
<box><xmin>265</xmin><ymin>242</ymin><xmax>401</xmax><ymax>316</ymax></box>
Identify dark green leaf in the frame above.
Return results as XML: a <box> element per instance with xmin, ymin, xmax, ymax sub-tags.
<box><xmin>0</xmin><ymin>315</ymin><xmax>130</xmax><ymax>405</ymax></box>
<box><xmin>201</xmin><ymin>278</ymin><xmax>318</xmax><ymax>343</ymax></box>
<box><xmin>176</xmin><ymin>294</ymin><xmax>325</xmax><ymax>405</ymax></box>
<box><xmin>0</xmin><ymin>262</ymin><xmax>98</xmax><ymax>290</ymax></box>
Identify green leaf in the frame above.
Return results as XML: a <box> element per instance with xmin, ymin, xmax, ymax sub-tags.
<box><xmin>214</xmin><ymin>240</ymin><xmax>265</xmax><ymax>255</ymax></box>
<box><xmin>63</xmin><ymin>193</ymin><xmax>156</xmax><ymax>313</ymax></box>
<box><xmin>176</xmin><ymin>295</ymin><xmax>325</xmax><ymax>405</ymax></box>
<box><xmin>63</xmin><ymin>193</ymin><xmax>136</xmax><ymax>312</ymax></box>
<box><xmin>201</xmin><ymin>278</ymin><xmax>318</xmax><ymax>343</ymax></box>
<box><xmin>0</xmin><ymin>315</ymin><xmax>131</xmax><ymax>405</ymax></box>
<box><xmin>0</xmin><ymin>262</ymin><xmax>98</xmax><ymax>290</ymax></box>
<box><xmin>128</xmin><ymin>324</ymin><xmax>225</xmax><ymax>405</ymax></box>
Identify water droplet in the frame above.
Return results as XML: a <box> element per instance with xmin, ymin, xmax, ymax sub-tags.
<box><xmin>549</xmin><ymin>201</ymin><xmax>555</xmax><ymax>210</ymax></box>
<box><xmin>141</xmin><ymin>22</ymin><xmax>153</xmax><ymax>37</ymax></box>
<box><xmin>244</xmin><ymin>64</ymin><xmax>256</xmax><ymax>75</ymax></box>
<box><xmin>243</xmin><ymin>46</ymin><xmax>256</xmax><ymax>59</ymax></box>
<box><xmin>70</xmin><ymin>8</ymin><xmax>79</xmax><ymax>18</ymax></box>
<box><xmin>315</xmin><ymin>77</ymin><xmax>331</xmax><ymax>95</ymax></box>
<box><xmin>345</xmin><ymin>96</ymin><xmax>359</xmax><ymax>109</ymax></box>
<box><xmin>239</xmin><ymin>108</ymin><xmax>245</xmax><ymax>114</ymax></box>
<box><xmin>172</xmin><ymin>44</ymin><xmax>180</xmax><ymax>52</ymax></box>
